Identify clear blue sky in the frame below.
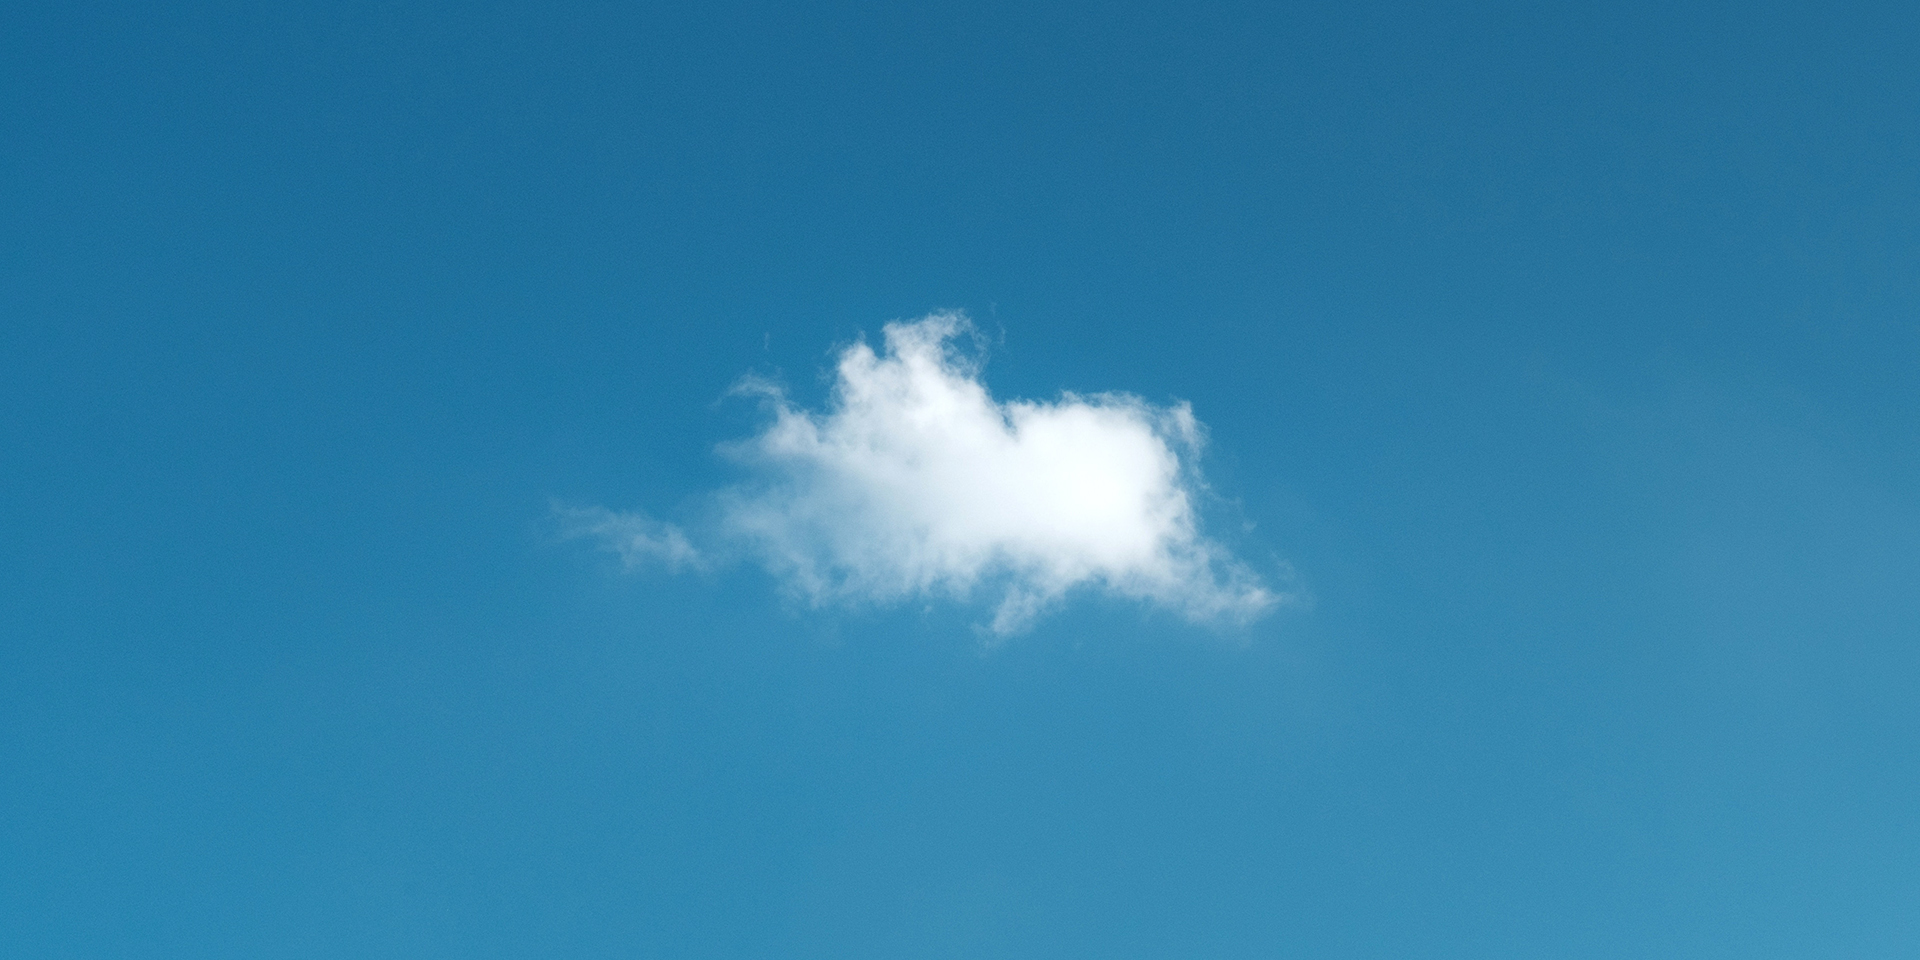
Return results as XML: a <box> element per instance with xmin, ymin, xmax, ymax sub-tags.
<box><xmin>4</xmin><ymin>1</ymin><xmax>1918</xmax><ymax>956</ymax></box>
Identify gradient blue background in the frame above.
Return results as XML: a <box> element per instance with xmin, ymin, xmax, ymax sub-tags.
<box><xmin>5</xmin><ymin>1</ymin><xmax>1918</xmax><ymax>956</ymax></box>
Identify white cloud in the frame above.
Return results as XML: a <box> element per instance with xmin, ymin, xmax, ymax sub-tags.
<box><xmin>575</xmin><ymin>312</ymin><xmax>1285</xmax><ymax>635</ymax></box>
<box><xmin>556</xmin><ymin>504</ymin><xmax>702</xmax><ymax>572</ymax></box>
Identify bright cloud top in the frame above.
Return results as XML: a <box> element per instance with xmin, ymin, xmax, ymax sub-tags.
<box><xmin>578</xmin><ymin>313</ymin><xmax>1282</xmax><ymax>635</ymax></box>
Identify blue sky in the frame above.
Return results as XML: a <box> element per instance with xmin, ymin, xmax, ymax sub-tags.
<box><xmin>4</xmin><ymin>1</ymin><xmax>1918</xmax><ymax>956</ymax></box>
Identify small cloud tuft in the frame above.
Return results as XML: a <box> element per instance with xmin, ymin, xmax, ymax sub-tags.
<box><xmin>555</xmin><ymin>503</ymin><xmax>702</xmax><ymax>572</ymax></box>
<box><xmin>566</xmin><ymin>313</ymin><xmax>1288</xmax><ymax>635</ymax></box>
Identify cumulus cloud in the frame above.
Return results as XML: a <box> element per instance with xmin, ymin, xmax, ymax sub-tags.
<box><xmin>572</xmin><ymin>312</ymin><xmax>1284</xmax><ymax>635</ymax></box>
